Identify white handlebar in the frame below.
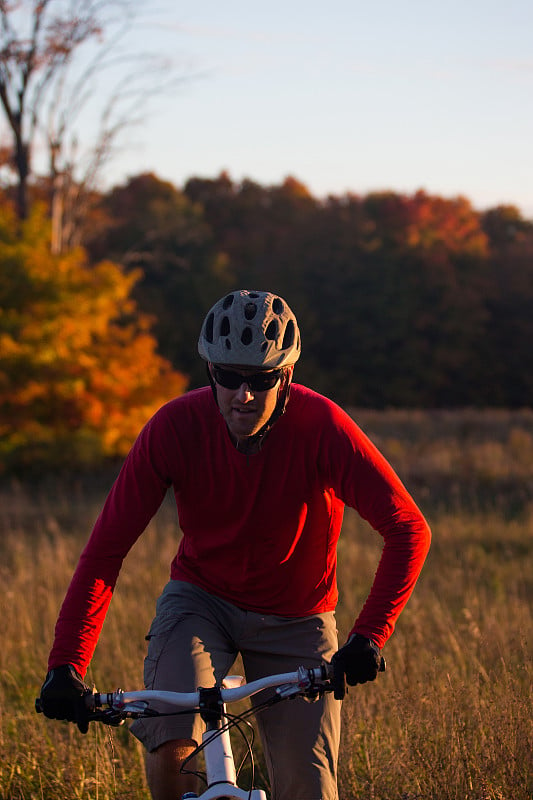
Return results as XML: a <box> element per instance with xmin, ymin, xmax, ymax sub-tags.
<box><xmin>92</xmin><ymin>664</ymin><xmax>333</xmax><ymax>715</ymax></box>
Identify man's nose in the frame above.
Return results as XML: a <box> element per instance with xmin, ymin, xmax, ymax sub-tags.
<box><xmin>236</xmin><ymin>382</ymin><xmax>254</xmax><ymax>401</ymax></box>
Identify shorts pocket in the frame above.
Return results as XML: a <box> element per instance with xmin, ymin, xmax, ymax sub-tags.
<box><xmin>143</xmin><ymin>611</ymin><xmax>185</xmax><ymax>689</ymax></box>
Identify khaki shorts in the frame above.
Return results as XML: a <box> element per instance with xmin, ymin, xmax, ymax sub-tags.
<box><xmin>130</xmin><ymin>580</ymin><xmax>341</xmax><ymax>800</ymax></box>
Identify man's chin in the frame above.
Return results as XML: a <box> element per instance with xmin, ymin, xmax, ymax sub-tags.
<box><xmin>227</xmin><ymin>417</ymin><xmax>262</xmax><ymax>440</ymax></box>
<box><xmin>231</xmin><ymin>425</ymin><xmax>259</xmax><ymax>441</ymax></box>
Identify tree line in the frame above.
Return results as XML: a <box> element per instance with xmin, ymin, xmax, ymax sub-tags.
<box><xmin>1</xmin><ymin>171</ymin><xmax>532</xmax><ymax>473</ymax></box>
<box><xmin>86</xmin><ymin>171</ymin><xmax>533</xmax><ymax>408</ymax></box>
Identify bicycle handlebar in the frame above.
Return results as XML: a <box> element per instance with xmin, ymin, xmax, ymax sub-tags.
<box><xmin>35</xmin><ymin>657</ymin><xmax>386</xmax><ymax>721</ymax></box>
<box><xmin>89</xmin><ymin>663</ymin><xmax>336</xmax><ymax>719</ymax></box>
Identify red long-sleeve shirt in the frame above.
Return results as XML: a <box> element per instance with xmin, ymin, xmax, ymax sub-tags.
<box><xmin>48</xmin><ymin>384</ymin><xmax>430</xmax><ymax>676</ymax></box>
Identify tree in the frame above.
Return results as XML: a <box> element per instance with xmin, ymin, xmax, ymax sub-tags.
<box><xmin>1</xmin><ymin>0</ymin><xmax>101</xmax><ymax>220</ymax></box>
<box><xmin>480</xmin><ymin>206</ymin><xmax>533</xmax><ymax>405</ymax></box>
<box><xmin>81</xmin><ymin>172</ymin><xmax>533</xmax><ymax>408</ymax></box>
<box><xmin>308</xmin><ymin>191</ymin><xmax>491</xmax><ymax>406</ymax></box>
<box><xmin>481</xmin><ymin>204</ymin><xmax>533</xmax><ymax>247</ymax></box>
<box><xmin>183</xmin><ymin>172</ymin><xmax>320</xmax><ymax>308</ymax></box>
<box><xmin>85</xmin><ymin>172</ymin><xmax>235</xmax><ymax>387</ymax></box>
<box><xmin>0</xmin><ymin>0</ymin><xmax>181</xmax><ymax>249</ymax></box>
<box><xmin>0</xmin><ymin>200</ymin><xmax>187</xmax><ymax>472</ymax></box>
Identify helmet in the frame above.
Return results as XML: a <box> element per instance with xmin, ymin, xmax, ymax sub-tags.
<box><xmin>198</xmin><ymin>290</ymin><xmax>301</xmax><ymax>369</ymax></box>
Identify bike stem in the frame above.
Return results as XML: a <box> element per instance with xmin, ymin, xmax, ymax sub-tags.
<box><xmin>198</xmin><ymin>687</ymin><xmax>267</xmax><ymax>800</ymax></box>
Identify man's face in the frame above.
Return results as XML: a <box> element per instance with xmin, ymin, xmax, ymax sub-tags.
<box><xmin>210</xmin><ymin>364</ymin><xmax>292</xmax><ymax>444</ymax></box>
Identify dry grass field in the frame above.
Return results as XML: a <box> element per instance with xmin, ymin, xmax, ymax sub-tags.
<box><xmin>1</xmin><ymin>408</ymin><xmax>532</xmax><ymax>799</ymax></box>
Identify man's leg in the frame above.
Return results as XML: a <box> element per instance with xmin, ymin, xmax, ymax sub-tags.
<box><xmin>242</xmin><ymin>611</ymin><xmax>340</xmax><ymax>800</ymax></box>
<box><xmin>129</xmin><ymin>582</ymin><xmax>240</xmax><ymax>799</ymax></box>
<box><xmin>253</xmin><ymin>688</ymin><xmax>340</xmax><ymax>800</ymax></box>
<box><xmin>145</xmin><ymin>739</ymin><xmax>198</xmax><ymax>800</ymax></box>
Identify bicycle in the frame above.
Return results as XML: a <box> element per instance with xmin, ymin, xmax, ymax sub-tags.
<box><xmin>37</xmin><ymin>658</ymin><xmax>385</xmax><ymax>799</ymax></box>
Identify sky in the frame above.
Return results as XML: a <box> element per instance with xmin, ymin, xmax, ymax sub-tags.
<box><xmin>97</xmin><ymin>1</ymin><xmax>533</xmax><ymax>217</ymax></box>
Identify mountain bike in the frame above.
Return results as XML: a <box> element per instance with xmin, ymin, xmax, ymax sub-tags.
<box><xmin>37</xmin><ymin>658</ymin><xmax>385</xmax><ymax>799</ymax></box>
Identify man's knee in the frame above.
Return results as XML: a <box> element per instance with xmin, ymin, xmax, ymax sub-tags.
<box><xmin>147</xmin><ymin>737</ymin><xmax>198</xmax><ymax>768</ymax></box>
<box><xmin>145</xmin><ymin>739</ymin><xmax>199</xmax><ymax>800</ymax></box>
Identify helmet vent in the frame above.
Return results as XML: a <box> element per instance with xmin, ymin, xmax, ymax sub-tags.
<box><xmin>220</xmin><ymin>316</ymin><xmax>230</xmax><ymax>336</ymax></box>
<box><xmin>282</xmin><ymin>320</ymin><xmax>295</xmax><ymax>350</ymax></box>
<box><xmin>205</xmin><ymin>313</ymin><xmax>215</xmax><ymax>343</ymax></box>
<box><xmin>222</xmin><ymin>294</ymin><xmax>234</xmax><ymax>310</ymax></box>
<box><xmin>241</xmin><ymin>327</ymin><xmax>253</xmax><ymax>345</ymax></box>
<box><xmin>225</xmin><ymin>339</ymin><xmax>232</xmax><ymax>349</ymax></box>
<box><xmin>265</xmin><ymin>320</ymin><xmax>278</xmax><ymax>341</ymax></box>
<box><xmin>244</xmin><ymin>302</ymin><xmax>257</xmax><ymax>320</ymax></box>
<box><xmin>272</xmin><ymin>298</ymin><xmax>284</xmax><ymax>314</ymax></box>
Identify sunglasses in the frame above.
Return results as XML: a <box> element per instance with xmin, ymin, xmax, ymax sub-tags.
<box><xmin>212</xmin><ymin>365</ymin><xmax>284</xmax><ymax>392</ymax></box>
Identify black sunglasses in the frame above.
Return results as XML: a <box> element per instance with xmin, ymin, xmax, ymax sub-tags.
<box><xmin>212</xmin><ymin>365</ymin><xmax>284</xmax><ymax>392</ymax></box>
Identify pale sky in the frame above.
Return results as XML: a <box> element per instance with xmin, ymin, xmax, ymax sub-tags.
<box><xmin>102</xmin><ymin>0</ymin><xmax>533</xmax><ymax>217</ymax></box>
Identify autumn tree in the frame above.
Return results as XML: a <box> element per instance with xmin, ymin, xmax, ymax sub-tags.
<box><xmin>0</xmin><ymin>0</ymin><xmax>180</xmax><ymax>251</ymax></box>
<box><xmin>184</xmin><ymin>178</ymin><xmax>496</xmax><ymax>406</ymax></box>
<box><xmin>184</xmin><ymin>172</ymin><xmax>318</xmax><ymax>291</ymax></box>
<box><xmin>85</xmin><ymin>172</ymin><xmax>235</xmax><ymax>388</ymax></box>
<box><xmin>0</xmin><ymin>200</ymin><xmax>187</xmax><ymax>472</ymax></box>
<box><xmin>480</xmin><ymin>205</ymin><xmax>533</xmax><ymax>405</ymax></box>
<box><xmin>1</xmin><ymin>0</ymin><xmax>101</xmax><ymax>220</ymax></box>
<box><xmin>346</xmin><ymin>191</ymin><xmax>491</xmax><ymax>405</ymax></box>
<box><xmin>83</xmin><ymin>171</ymin><xmax>533</xmax><ymax>408</ymax></box>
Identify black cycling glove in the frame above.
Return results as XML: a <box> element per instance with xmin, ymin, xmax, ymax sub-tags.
<box><xmin>331</xmin><ymin>633</ymin><xmax>383</xmax><ymax>699</ymax></box>
<box><xmin>38</xmin><ymin>664</ymin><xmax>92</xmax><ymax>733</ymax></box>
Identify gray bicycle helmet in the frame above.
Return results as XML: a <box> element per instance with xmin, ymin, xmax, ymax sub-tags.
<box><xmin>198</xmin><ymin>290</ymin><xmax>301</xmax><ymax>368</ymax></box>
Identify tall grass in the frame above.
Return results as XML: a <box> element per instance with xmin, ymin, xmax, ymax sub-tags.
<box><xmin>1</xmin><ymin>409</ymin><xmax>532</xmax><ymax>799</ymax></box>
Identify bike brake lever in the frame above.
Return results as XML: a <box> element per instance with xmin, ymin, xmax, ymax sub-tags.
<box><xmin>275</xmin><ymin>683</ymin><xmax>302</xmax><ymax>699</ymax></box>
<box><xmin>89</xmin><ymin>709</ymin><xmax>125</xmax><ymax>727</ymax></box>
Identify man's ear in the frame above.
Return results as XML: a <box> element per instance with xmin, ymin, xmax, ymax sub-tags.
<box><xmin>277</xmin><ymin>365</ymin><xmax>294</xmax><ymax>402</ymax></box>
<box><xmin>284</xmin><ymin>365</ymin><xmax>295</xmax><ymax>388</ymax></box>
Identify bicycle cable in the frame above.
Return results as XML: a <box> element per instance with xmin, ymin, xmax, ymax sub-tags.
<box><xmin>179</xmin><ymin>710</ymin><xmax>257</xmax><ymax>800</ymax></box>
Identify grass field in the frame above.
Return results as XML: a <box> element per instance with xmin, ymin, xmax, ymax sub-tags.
<box><xmin>1</xmin><ymin>408</ymin><xmax>532</xmax><ymax>799</ymax></box>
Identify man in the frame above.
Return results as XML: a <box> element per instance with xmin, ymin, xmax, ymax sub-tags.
<box><xmin>39</xmin><ymin>289</ymin><xmax>431</xmax><ymax>800</ymax></box>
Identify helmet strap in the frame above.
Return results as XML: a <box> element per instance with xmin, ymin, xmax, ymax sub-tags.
<box><xmin>206</xmin><ymin>361</ymin><xmax>218</xmax><ymax>404</ymax></box>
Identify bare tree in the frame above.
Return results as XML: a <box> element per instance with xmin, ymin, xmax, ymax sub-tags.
<box><xmin>0</xmin><ymin>0</ymin><xmax>184</xmax><ymax>249</ymax></box>
<box><xmin>1</xmin><ymin>0</ymin><xmax>103</xmax><ymax>219</ymax></box>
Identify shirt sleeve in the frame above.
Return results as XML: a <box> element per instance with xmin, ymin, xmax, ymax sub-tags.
<box><xmin>47</xmin><ymin>410</ymin><xmax>174</xmax><ymax>676</ymax></box>
<box><xmin>323</xmin><ymin>405</ymin><xmax>431</xmax><ymax>648</ymax></box>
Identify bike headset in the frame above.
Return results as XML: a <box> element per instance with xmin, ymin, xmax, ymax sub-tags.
<box><xmin>198</xmin><ymin>289</ymin><xmax>301</xmax><ymax>449</ymax></box>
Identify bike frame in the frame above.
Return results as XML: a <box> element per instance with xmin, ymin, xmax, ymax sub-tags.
<box><xmin>186</xmin><ymin>706</ymin><xmax>266</xmax><ymax>800</ymax></box>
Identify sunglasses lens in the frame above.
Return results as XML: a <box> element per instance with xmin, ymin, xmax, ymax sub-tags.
<box><xmin>213</xmin><ymin>368</ymin><xmax>242</xmax><ymax>389</ymax></box>
<box><xmin>213</xmin><ymin>367</ymin><xmax>281</xmax><ymax>391</ymax></box>
<box><xmin>249</xmin><ymin>373</ymin><xmax>280</xmax><ymax>391</ymax></box>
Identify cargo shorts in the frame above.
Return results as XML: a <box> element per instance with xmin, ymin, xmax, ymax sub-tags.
<box><xmin>130</xmin><ymin>580</ymin><xmax>341</xmax><ymax>800</ymax></box>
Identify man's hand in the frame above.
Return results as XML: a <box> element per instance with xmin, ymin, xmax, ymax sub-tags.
<box><xmin>331</xmin><ymin>633</ymin><xmax>383</xmax><ymax>699</ymax></box>
<box><xmin>38</xmin><ymin>664</ymin><xmax>92</xmax><ymax>733</ymax></box>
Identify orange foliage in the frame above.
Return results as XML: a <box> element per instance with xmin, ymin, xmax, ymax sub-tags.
<box><xmin>363</xmin><ymin>190</ymin><xmax>489</xmax><ymax>257</ymax></box>
<box><xmin>0</xmin><ymin>203</ymin><xmax>187</xmax><ymax>470</ymax></box>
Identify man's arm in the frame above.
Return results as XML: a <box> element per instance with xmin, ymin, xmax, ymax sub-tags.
<box><xmin>39</xmin><ymin>414</ymin><xmax>174</xmax><ymax>727</ymax></box>
<box><xmin>326</xmin><ymin>404</ymin><xmax>431</xmax><ymax>683</ymax></box>
<box><xmin>47</xmin><ymin>412</ymin><xmax>173</xmax><ymax>677</ymax></box>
